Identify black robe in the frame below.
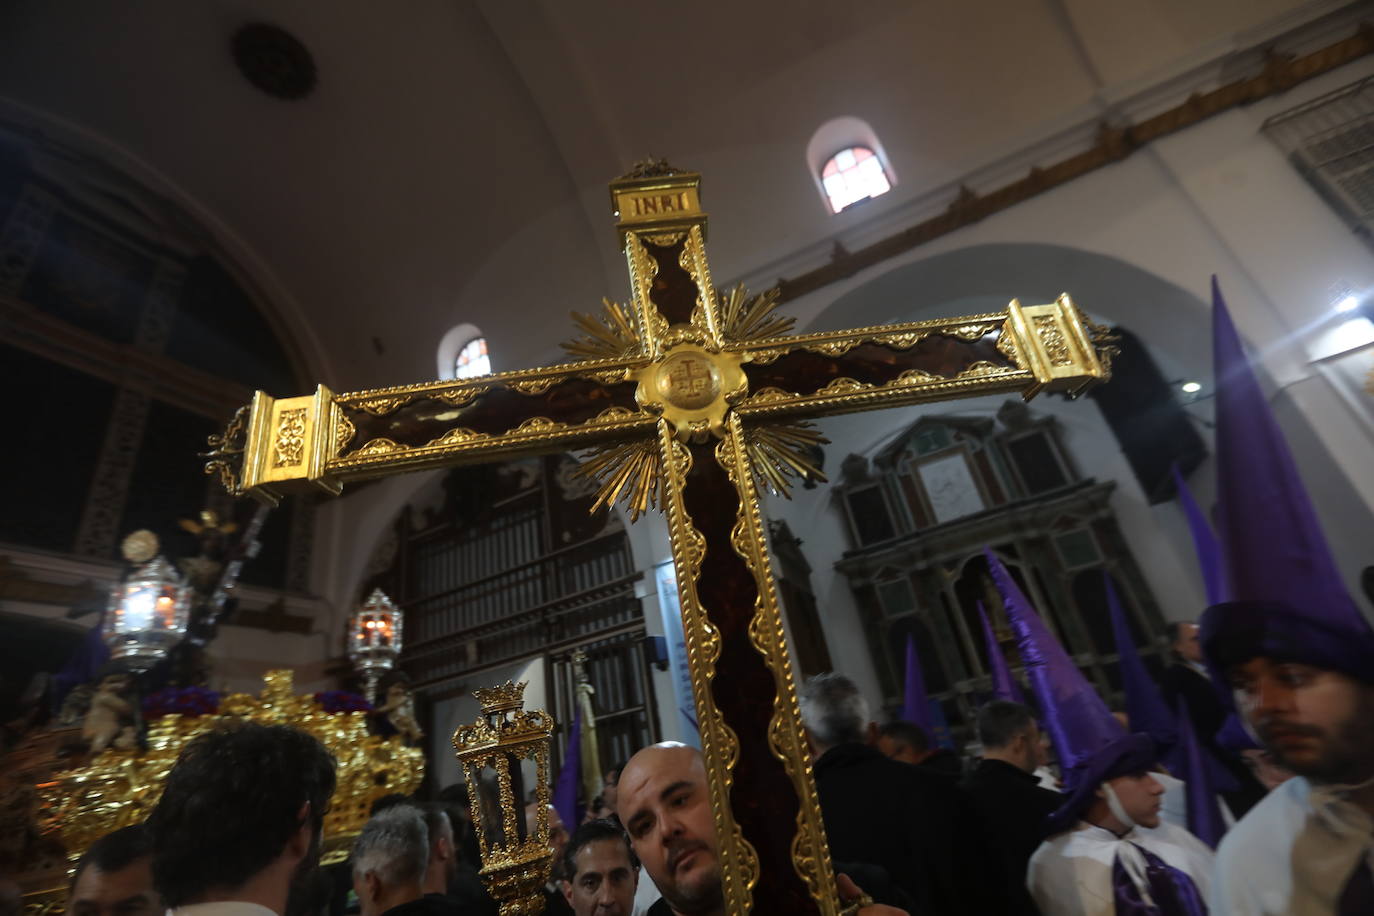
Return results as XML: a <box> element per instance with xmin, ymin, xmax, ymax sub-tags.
<box><xmin>960</xmin><ymin>758</ymin><xmax>1064</xmax><ymax>915</ymax></box>
<box><xmin>1160</xmin><ymin>660</ymin><xmax>1265</xmax><ymax>818</ymax></box>
<box><xmin>813</xmin><ymin>742</ymin><xmax>1010</xmax><ymax>915</ymax></box>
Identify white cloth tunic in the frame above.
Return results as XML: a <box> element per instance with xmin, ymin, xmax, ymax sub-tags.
<box><xmin>1027</xmin><ymin>820</ymin><xmax>1215</xmax><ymax>916</ymax></box>
<box><xmin>1212</xmin><ymin>775</ymin><xmax>1374</xmax><ymax>915</ymax></box>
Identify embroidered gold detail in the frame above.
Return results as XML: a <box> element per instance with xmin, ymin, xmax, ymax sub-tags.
<box><xmin>273</xmin><ymin>408</ymin><xmax>307</xmax><ymax>468</ymax></box>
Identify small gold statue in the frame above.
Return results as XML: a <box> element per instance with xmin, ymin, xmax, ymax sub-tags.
<box><xmin>375</xmin><ymin>679</ymin><xmax>422</xmax><ymax>746</ymax></box>
<box><xmin>82</xmin><ymin>670</ymin><xmax>137</xmax><ymax>755</ymax></box>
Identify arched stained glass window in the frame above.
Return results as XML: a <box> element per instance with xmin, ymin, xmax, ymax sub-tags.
<box><xmin>455</xmin><ymin>336</ymin><xmax>490</xmax><ymax>379</ymax></box>
<box><xmin>821</xmin><ymin>146</ymin><xmax>892</xmax><ymax>213</ymax></box>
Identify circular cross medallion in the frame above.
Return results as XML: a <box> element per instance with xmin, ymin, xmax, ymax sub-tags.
<box><xmin>656</xmin><ymin>350</ymin><xmax>722</xmax><ymax>410</ymax></box>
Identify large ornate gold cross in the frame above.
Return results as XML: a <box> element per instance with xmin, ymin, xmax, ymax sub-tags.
<box><xmin>206</xmin><ymin>163</ymin><xmax>1112</xmax><ymax>913</ymax></box>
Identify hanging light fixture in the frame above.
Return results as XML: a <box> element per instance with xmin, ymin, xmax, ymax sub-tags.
<box><xmin>104</xmin><ymin>555</ymin><xmax>193</xmax><ymax>673</ymax></box>
<box><xmin>348</xmin><ymin>588</ymin><xmax>403</xmax><ymax>704</ymax></box>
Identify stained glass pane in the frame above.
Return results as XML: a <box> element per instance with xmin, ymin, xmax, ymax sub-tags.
<box><xmin>820</xmin><ymin>145</ymin><xmax>892</xmax><ymax>213</ymax></box>
<box><xmin>455</xmin><ymin>337</ymin><xmax>492</xmax><ymax>379</ymax></box>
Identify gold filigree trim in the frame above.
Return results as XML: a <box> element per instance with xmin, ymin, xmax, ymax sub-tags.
<box><xmin>426</xmin><ymin>427</ymin><xmax>490</xmax><ymax>448</ymax></box>
<box><xmin>434</xmin><ymin>386</ymin><xmax>489</xmax><ymax>407</ymax></box>
<box><xmin>894</xmin><ymin>368</ymin><xmax>939</xmax><ymax>386</ymax></box>
<box><xmin>354</xmin><ymin>437</ymin><xmax>403</xmax><ymax>457</ymax></box>
<box><xmin>718</xmin><ymin>284</ymin><xmax>795</xmax><ymax>344</ymax></box>
<box><xmin>334</xmin><ymin>413</ymin><xmax>356</xmax><ymax>457</ymax></box>
<box><xmin>657</xmin><ymin>425</ymin><xmax>759</xmax><ymax>910</ymax></box>
<box><xmin>514</xmin><ymin>416</ymin><xmax>565</xmax><ymax>433</ymax></box>
<box><xmin>717</xmin><ymin>418</ymin><xmax>837</xmax><ymax>907</ymax></box>
<box><xmin>745</xmin><ymin>347</ymin><xmax>789</xmax><ymax>365</ymax></box>
<box><xmin>741</xmin><ymin>386</ymin><xmax>791</xmax><ymax>406</ymax></box>
<box><xmin>576</xmin><ymin>438</ymin><xmax>662</xmax><ymax>521</ymax></box>
<box><xmin>744</xmin><ymin>421</ymin><xmax>828</xmax><ymax>498</ymax></box>
<box><xmin>1083</xmin><ymin>315</ymin><xmax>1120</xmax><ymax>375</ymax></box>
<box><xmin>273</xmin><ymin>408</ymin><xmax>307</xmax><ymax>468</ymax></box>
<box><xmin>948</xmin><ymin>321</ymin><xmax>1001</xmax><ymax>340</ymax></box>
<box><xmin>625</xmin><ymin>235</ymin><xmax>670</xmax><ymax>355</ymax></box>
<box><xmin>203</xmin><ymin>405</ymin><xmax>250</xmax><ymax>493</ymax></box>
<box><xmin>872</xmin><ymin>330</ymin><xmax>929</xmax><ymax>349</ymax></box>
<box><xmin>817</xmin><ymin>377</ymin><xmax>870</xmax><ymax>396</ymax></box>
<box><xmin>957</xmin><ymin>360</ymin><xmax>1010</xmax><ymax>378</ymax></box>
<box><xmin>510</xmin><ymin>378</ymin><xmax>558</xmax><ymax>396</ymax></box>
<box><xmin>1032</xmin><ymin>314</ymin><xmax>1073</xmax><ymax>366</ymax></box>
<box><xmin>682</xmin><ymin>225</ymin><xmax>722</xmax><ymax>345</ymax></box>
<box><xmin>589</xmin><ymin>405</ymin><xmax>640</xmax><ymax>425</ymax></box>
<box><xmin>997</xmin><ymin>327</ymin><xmax>1020</xmax><ymax>367</ymax></box>
<box><xmin>644</xmin><ymin>230</ymin><xmax>688</xmax><ymax>247</ymax></box>
<box><xmin>804</xmin><ymin>339</ymin><xmax>860</xmax><ymax>358</ymax></box>
<box><xmin>563</xmin><ymin>298</ymin><xmax>643</xmax><ymax>361</ymax></box>
<box><xmin>355</xmin><ymin>395</ymin><xmax>409</xmax><ymax>416</ymax></box>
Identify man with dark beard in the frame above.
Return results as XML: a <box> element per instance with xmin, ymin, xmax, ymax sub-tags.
<box><xmin>146</xmin><ymin>723</ymin><xmax>336</xmax><ymax>916</ymax></box>
<box><xmin>1203</xmin><ymin>618</ymin><xmax>1374</xmax><ymax>913</ymax></box>
<box><xmin>1198</xmin><ymin>281</ymin><xmax>1374</xmax><ymax>914</ymax></box>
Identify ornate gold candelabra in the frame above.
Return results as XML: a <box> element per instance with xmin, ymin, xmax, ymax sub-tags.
<box><xmin>452</xmin><ymin>681</ymin><xmax>555</xmax><ymax>916</ymax></box>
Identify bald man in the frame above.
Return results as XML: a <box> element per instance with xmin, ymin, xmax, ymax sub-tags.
<box><xmin>614</xmin><ymin>742</ymin><xmax>905</xmax><ymax>916</ymax></box>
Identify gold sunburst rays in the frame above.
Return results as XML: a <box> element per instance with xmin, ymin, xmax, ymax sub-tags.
<box><xmin>718</xmin><ymin>284</ymin><xmax>795</xmax><ymax>343</ymax></box>
<box><xmin>576</xmin><ymin>438</ymin><xmax>663</xmax><ymax>521</ymax></box>
<box><xmin>744</xmin><ymin>421</ymin><xmax>828</xmax><ymax>499</ymax></box>
<box><xmin>563</xmin><ymin>297</ymin><xmax>643</xmax><ymax>360</ymax></box>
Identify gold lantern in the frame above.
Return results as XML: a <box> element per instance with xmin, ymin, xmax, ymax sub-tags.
<box><xmin>452</xmin><ymin>681</ymin><xmax>556</xmax><ymax>916</ymax></box>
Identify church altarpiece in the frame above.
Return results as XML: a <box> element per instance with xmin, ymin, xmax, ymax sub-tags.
<box><xmin>831</xmin><ymin>400</ymin><xmax>1168</xmax><ymax>742</ymax></box>
<box><xmin>361</xmin><ymin>455</ymin><xmax>660</xmax><ymax>775</ymax></box>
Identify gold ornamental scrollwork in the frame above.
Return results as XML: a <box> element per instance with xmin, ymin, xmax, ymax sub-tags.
<box><xmin>353</xmin><ymin>437</ymin><xmax>403</xmax><ymax>457</ymax></box>
<box><xmin>1032</xmin><ymin>314</ymin><xmax>1074</xmax><ymax>366</ymax></box>
<box><xmin>656</xmin><ymin>425</ymin><xmax>759</xmax><ymax>911</ymax></box>
<box><xmin>434</xmin><ymin>386</ymin><xmax>489</xmax><ymax>408</ymax></box>
<box><xmin>273</xmin><ymin>408</ymin><xmax>308</xmax><ymax>468</ymax></box>
<box><xmin>426</xmin><ymin>427</ymin><xmax>490</xmax><ymax>448</ymax></box>
<box><xmin>717</xmin><ymin>416</ymin><xmax>838</xmax><ymax>905</ymax></box>
<box><xmin>333</xmin><ymin>413</ymin><xmax>356</xmax><ymax>457</ymax></box>
<box><xmin>355</xmin><ymin>395</ymin><xmax>410</xmax><ymax>416</ymax></box>
<box><xmin>203</xmin><ymin>404</ymin><xmax>250</xmax><ymax>492</ymax></box>
<box><xmin>509</xmin><ymin>378</ymin><xmax>558</xmax><ymax>396</ymax></box>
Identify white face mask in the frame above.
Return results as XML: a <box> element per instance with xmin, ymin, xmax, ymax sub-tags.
<box><xmin>1101</xmin><ymin>781</ymin><xmax>1137</xmax><ymax>832</ymax></box>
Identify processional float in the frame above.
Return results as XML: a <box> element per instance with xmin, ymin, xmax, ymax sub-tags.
<box><xmin>206</xmin><ymin>162</ymin><xmax>1115</xmax><ymax>913</ymax></box>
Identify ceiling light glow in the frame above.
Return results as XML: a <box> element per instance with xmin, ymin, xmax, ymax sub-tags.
<box><xmin>1180</xmin><ymin>381</ymin><xmax>1202</xmax><ymax>394</ymax></box>
<box><xmin>1336</xmin><ymin>294</ymin><xmax>1360</xmax><ymax>313</ymax></box>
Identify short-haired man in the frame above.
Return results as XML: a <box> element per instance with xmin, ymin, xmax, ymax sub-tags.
<box><xmin>1026</xmin><ymin>734</ymin><xmax>1214</xmax><ymax>915</ymax></box>
<box><xmin>1160</xmin><ymin>621</ymin><xmax>1264</xmax><ymax>818</ymax></box>
<box><xmin>415</xmin><ymin>805</ymin><xmax>456</xmax><ymax>898</ymax></box>
<box><xmin>799</xmin><ymin>673</ymin><xmax>1004</xmax><ymax>914</ymax></box>
<box><xmin>68</xmin><ymin>825</ymin><xmax>161</xmax><ymax>916</ymax></box>
<box><xmin>351</xmin><ymin>806</ymin><xmax>432</xmax><ymax>916</ymax></box>
<box><xmin>146</xmin><ymin>722</ymin><xmax>336</xmax><ymax>916</ymax></box>
<box><xmin>874</xmin><ymin>721</ymin><xmax>961</xmax><ymax>777</ymax></box>
<box><xmin>961</xmin><ymin>702</ymin><xmax>1064</xmax><ymax>915</ymax></box>
<box><xmin>559</xmin><ymin>820</ymin><xmax>638</xmax><ymax>916</ymax></box>
<box><xmin>615</xmin><ymin>741</ymin><xmax>904</xmax><ymax>916</ymax></box>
